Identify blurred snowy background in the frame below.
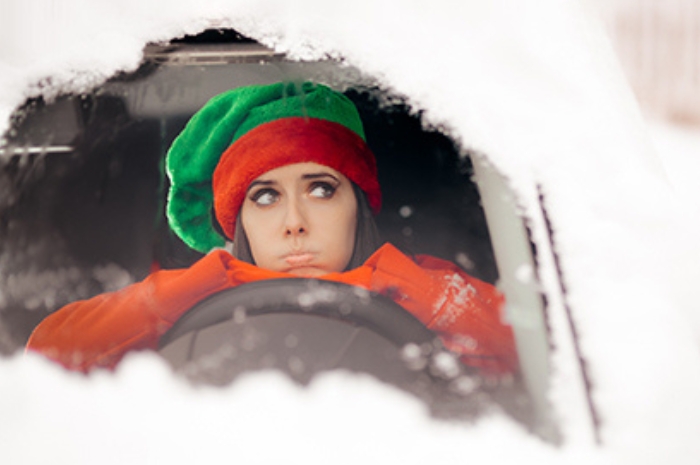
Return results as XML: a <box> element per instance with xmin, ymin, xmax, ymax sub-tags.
<box><xmin>586</xmin><ymin>0</ymin><xmax>700</xmax><ymax>209</ymax></box>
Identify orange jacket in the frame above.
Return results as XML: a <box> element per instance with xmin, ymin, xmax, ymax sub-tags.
<box><xmin>26</xmin><ymin>243</ymin><xmax>517</xmax><ymax>374</ymax></box>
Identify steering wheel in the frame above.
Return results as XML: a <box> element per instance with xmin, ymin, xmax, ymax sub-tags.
<box><xmin>160</xmin><ymin>278</ymin><xmax>437</xmax><ymax>349</ymax></box>
<box><xmin>158</xmin><ymin>279</ymin><xmax>479</xmax><ymax>415</ymax></box>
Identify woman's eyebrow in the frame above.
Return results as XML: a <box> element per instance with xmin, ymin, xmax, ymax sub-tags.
<box><xmin>247</xmin><ymin>179</ymin><xmax>275</xmax><ymax>192</ymax></box>
<box><xmin>301</xmin><ymin>172</ymin><xmax>340</xmax><ymax>182</ymax></box>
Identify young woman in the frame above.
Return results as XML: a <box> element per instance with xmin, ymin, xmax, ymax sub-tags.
<box><xmin>26</xmin><ymin>82</ymin><xmax>517</xmax><ymax>375</ymax></box>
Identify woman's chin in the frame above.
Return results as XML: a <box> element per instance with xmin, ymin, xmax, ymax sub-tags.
<box><xmin>286</xmin><ymin>267</ymin><xmax>328</xmax><ymax>277</ymax></box>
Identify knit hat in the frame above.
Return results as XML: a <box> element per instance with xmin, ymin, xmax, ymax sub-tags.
<box><xmin>166</xmin><ymin>81</ymin><xmax>381</xmax><ymax>253</ymax></box>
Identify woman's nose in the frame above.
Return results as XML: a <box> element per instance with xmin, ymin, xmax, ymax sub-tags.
<box><xmin>284</xmin><ymin>199</ymin><xmax>307</xmax><ymax>236</ymax></box>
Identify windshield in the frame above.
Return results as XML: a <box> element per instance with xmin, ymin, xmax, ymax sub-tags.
<box><xmin>0</xmin><ymin>31</ymin><xmax>553</xmax><ymax>439</ymax></box>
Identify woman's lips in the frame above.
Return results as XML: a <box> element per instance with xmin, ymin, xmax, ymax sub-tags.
<box><xmin>284</xmin><ymin>253</ymin><xmax>315</xmax><ymax>267</ymax></box>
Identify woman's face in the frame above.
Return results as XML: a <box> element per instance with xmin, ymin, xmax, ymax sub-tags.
<box><xmin>240</xmin><ymin>162</ymin><xmax>358</xmax><ymax>277</ymax></box>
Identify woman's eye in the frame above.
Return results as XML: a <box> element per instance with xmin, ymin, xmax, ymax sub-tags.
<box><xmin>309</xmin><ymin>182</ymin><xmax>337</xmax><ymax>199</ymax></box>
<box><xmin>251</xmin><ymin>189</ymin><xmax>279</xmax><ymax>206</ymax></box>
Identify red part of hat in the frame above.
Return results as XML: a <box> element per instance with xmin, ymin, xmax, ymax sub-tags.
<box><xmin>213</xmin><ymin>117</ymin><xmax>381</xmax><ymax>241</ymax></box>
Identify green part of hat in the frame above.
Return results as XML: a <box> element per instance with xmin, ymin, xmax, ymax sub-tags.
<box><xmin>166</xmin><ymin>81</ymin><xmax>366</xmax><ymax>253</ymax></box>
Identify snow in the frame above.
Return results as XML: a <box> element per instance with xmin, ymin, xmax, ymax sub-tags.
<box><xmin>3</xmin><ymin>352</ymin><xmax>602</xmax><ymax>465</ymax></box>
<box><xmin>648</xmin><ymin>119</ymin><xmax>700</xmax><ymax>344</ymax></box>
<box><xmin>650</xmin><ymin>120</ymin><xmax>700</xmax><ymax>211</ymax></box>
<box><xmin>2</xmin><ymin>0</ymin><xmax>700</xmax><ymax>463</ymax></box>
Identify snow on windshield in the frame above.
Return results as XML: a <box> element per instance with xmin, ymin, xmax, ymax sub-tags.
<box><xmin>2</xmin><ymin>0</ymin><xmax>700</xmax><ymax>463</ymax></box>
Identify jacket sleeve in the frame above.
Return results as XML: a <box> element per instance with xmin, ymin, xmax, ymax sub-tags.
<box><xmin>365</xmin><ymin>245</ymin><xmax>518</xmax><ymax>374</ymax></box>
<box><xmin>25</xmin><ymin>251</ymin><xmax>234</xmax><ymax>373</ymax></box>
